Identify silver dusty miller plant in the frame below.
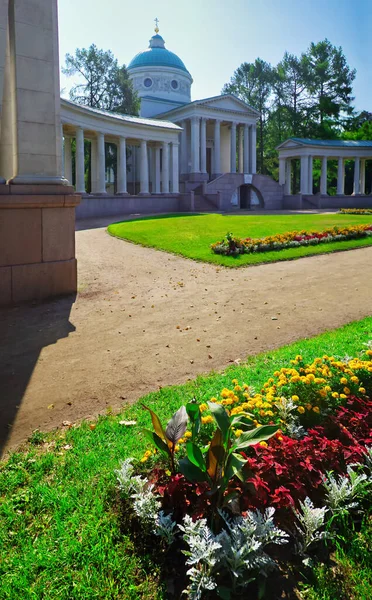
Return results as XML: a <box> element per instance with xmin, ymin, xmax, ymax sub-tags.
<box><xmin>273</xmin><ymin>397</ymin><xmax>306</xmax><ymax>439</ymax></box>
<box><xmin>293</xmin><ymin>497</ymin><xmax>328</xmax><ymax>558</ymax></box>
<box><xmin>322</xmin><ymin>465</ymin><xmax>369</xmax><ymax>515</ymax></box>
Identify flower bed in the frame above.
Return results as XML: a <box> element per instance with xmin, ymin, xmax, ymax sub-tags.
<box><xmin>340</xmin><ymin>208</ymin><xmax>372</xmax><ymax>215</ymax></box>
<box><xmin>211</xmin><ymin>225</ymin><xmax>372</xmax><ymax>255</ymax></box>
<box><xmin>116</xmin><ymin>347</ymin><xmax>372</xmax><ymax>599</ymax></box>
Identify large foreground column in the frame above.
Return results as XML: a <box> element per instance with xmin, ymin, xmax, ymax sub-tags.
<box><xmin>360</xmin><ymin>159</ymin><xmax>366</xmax><ymax>195</ymax></box>
<box><xmin>337</xmin><ymin>157</ymin><xmax>344</xmax><ymax>195</ymax></box>
<box><xmin>353</xmin><ymin>157</ymin><xmax>360</xmax><ymax>195</ymax></box>
<box><xmin>300</xmin><ymin>155</ymin><xmax>308</xmax><ymax>194</ymax></box>
<box><xmin>320</xmin><ymin>156</ymin><xmax>328</xmax><ymax>195</ymax></box>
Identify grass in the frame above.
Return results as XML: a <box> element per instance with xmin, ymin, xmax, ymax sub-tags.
<box><xmin>107</xmin><ymin>213</ymin><xmax>372</xmax><ymax>267</ymax></box>
<box><xmin>1</xmin><ymin>317</ymin><xmax>372</xmax><ymax>599</ymax></box>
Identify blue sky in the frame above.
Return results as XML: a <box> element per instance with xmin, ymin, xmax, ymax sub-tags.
<box><xmin>58</xmin><ymin>0</ymin><xmax>371</xmax><ymax>112</ymax></box>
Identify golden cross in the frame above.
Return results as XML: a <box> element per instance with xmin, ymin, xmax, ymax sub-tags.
<box><xmin>154</xmin><ymin>17</ymin><xmax>159</xmax><ymax>33</ymax></box>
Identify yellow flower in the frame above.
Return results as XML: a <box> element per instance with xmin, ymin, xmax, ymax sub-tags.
<box><xmin>319</xmin><ymin>389</ymin><xmax>327</xmax><ymax>398</ymax></box>
<box><xmin>296</xmin><ymin>355</ymin><xmax>303</xmax><ymax>362</ymax></box>
<box><xmin>339</xmin><ymin>394</ymin><xmax>347</xmax><ymax>399</ymax></box>
<box><xmin>312</xmin><ymin>406</ymin><xmax>320</xmax><ymax>413</ymax></box>
<box><xmin>201</xmin><ymin>415</ymin><xmax>213</xmax><ymax>425</ymax></box>
<box><xmin>199</xmin><ymin>403</ymin><xmax>208</xmax><ymax>413</ymax></box>
<box><xmin>359</xmin><ymin>387</ymin><xmax>366</xmax><ymax>394</ymax></box>
<box><xmin>210</xmin><ymin>397</ymin><xmax>217</xmax><ymax>403</ymax></box>
<box><xmin>306</xmin><ymin>404</ymin><xmax>312</xmax><ymax>411</ymax></box>
<box><xmin>297</xmin><ymin>406</ymin><xmax>305</xmax><ymax>414</ymax></box>
<box><xmin>292</xmin><ymin>395</ymin><xmax>299</xmax><ymax>402</ymax></box>
<box><xmin>344</xmin><ymin>387</ymin><xmax>351</xmax><ymax>395</ymax></box>
<box><xmin>340</xmin><ymin>377</ymin><xmax>348</xmax><ymax>385</ymax></box>
<box><xmin>234</xmin><ymin>429</ymin><xmax>243</xmax><ymax>438</ymax></box>
<box><xmin>184</xmin><ymin>431</ymin><xmax>192</xmax><ymax>439</ymax></box>
<box><xmin>332</xmin><ymin>392</ymin><xmax>339</xmax><ymax>398</ymax></box>
<box><xmin>232</xmin><ymin>379</ymin><xmax>238</xmax><ymax>385</ymax></box>
<box><xmin>259</xmin><ymin>441</ymin><xmax>268</xmax><ymax>448</ymax></box>
<box><xmin>351</xmin><ymin>376</ymin><xmax>359</xmax><ymax>383</ymax></box>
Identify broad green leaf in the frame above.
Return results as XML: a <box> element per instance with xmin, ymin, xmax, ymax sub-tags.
<box><xmin>142</xmin><ymin>404</ymin><xmax>166</xmax><ymax>441</ymax></box>
<box><xmin>186</xmin><ymin>442</ymin><xmax>206</xmax><ymax>472</ymax></box>
<box><xmin>232</xmin><ymin>425</ymin><xmax>278</xmax><ymax>452</ymax></box>
<box><xmin>179</xmin><ymin>457</ymin><xmax>208</xmax><ymax>483</ymax></box>
<box><xmin>186</xmin><ymin>402</ymin><xmax>200</xmax><ymax>421</ymax></box>
<box><xmin>165</xmin><ymin>405</ymin><xmax>188</xmax><ymax>444</ymax></box>
<box><xmin>230</xmin><ymin>415</ymin><xmax>255</xmax><ymax>429</ymax></box>
<box><xmin>225</xmin><ymin>452</ymin><xmax>247</xmax><ymax>482</ymax></box>
<box><xmin>207</xmin><ymin>428</ymin><xmax>225</xmax><ymax>480</ymax></box>
<box><xmin>142</xmin><ymin>429</ymin><xmax>171</xmax><ymax>457</ymax></box>
<box><xmin>207</xmin><ymin>402</ymin><xmax>230</xmax><ymax>441</ymax></box>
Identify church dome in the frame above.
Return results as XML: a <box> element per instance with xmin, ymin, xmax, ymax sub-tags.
<box><xmin>128</xmin><ymin>33</ymin><xmax>190</xmax><ymax>74</ymax></box>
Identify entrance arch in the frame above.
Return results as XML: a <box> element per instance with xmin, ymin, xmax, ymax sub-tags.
<box><xmin>239</xmin><ymin>184</ymin><xmax>264</xmax><ymax>209</ymax></box>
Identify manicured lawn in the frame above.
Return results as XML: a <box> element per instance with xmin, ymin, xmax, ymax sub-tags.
<box><xmin>108</xmin><ymin>213</ymin><xmax>372</xmax><ymax>266</ymax></box>
<box><xmin>1</xmin><ymin>317</ymin><xmax>372</xmax><ymax>599</ymax></box>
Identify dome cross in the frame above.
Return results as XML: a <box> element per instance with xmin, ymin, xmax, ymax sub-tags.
<box><xmin>154</xmin><ymin>17</ymin><xmax>160</xmax><ymax>33</ymax></box>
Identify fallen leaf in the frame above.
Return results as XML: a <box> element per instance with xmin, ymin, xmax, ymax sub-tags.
<box><xmin>119</xmin><ymin>420</ymin><xmax>137</xmax><ymax>426</ymax></box>
<box><xmin>271</xmin><ymin>317</ymin><xmax>278</xmax><ymax>320</ymax></box>
<box><xmin>63</xmin><ymin>444</ymin><xmax>73</xmax><ymax>450</ymax></box>
<box><xmin>89</xmin><ymin>424</ymin><xmax>96</xmax><ymax>431</ymax></box>
<box><xmin>62</xmin><ymin>420</ymin><xmax>72</xmax><ymax>427</ymax></box>
<box><xmin>47</xmin><ymin>404</ymin><xmax>54</xmax><ymax>410</ymax></box>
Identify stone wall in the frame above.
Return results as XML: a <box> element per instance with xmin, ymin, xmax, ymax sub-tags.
<box><xmin>76</xmin><ymin>194</ymin><xmax>191</xmax><ymax>219</ymax></box>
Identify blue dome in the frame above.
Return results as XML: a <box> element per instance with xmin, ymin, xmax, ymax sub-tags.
<box><xmin>128</xmin><ymin>34</ymin><xmax>190</xmax><ymax>74</ymax></box>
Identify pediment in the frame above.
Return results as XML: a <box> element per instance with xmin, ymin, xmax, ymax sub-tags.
<box><xmin>197</xmin><ymin>94</ymin><xmax>259</xmax><ymax>116</ymax></box>
<box><xmin>276</xmin><ymin>140</ymin><xmax>304</xmax><ymax>150</ymax></box>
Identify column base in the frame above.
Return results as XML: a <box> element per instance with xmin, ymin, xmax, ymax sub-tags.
<box><xmin>8</xmin><ymin>175</ymin><xmax>69</xmax><ymax>186</ymax></box>
<box><xmin>115</xmin><ymin>192</ymin><xmax>130</xmax><ymax>196</ymax></box>
<box><xmin>138</xmin><ymin>192</ymin><xmax>151</xmax><ymax>196</ymax></box>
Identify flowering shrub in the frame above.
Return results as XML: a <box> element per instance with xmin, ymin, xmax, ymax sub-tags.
<box><xmin>340</xmin><ymin>208</ymin><xmax>372</xmax><ymax>215</ymax></box>
<box><xmin>211</xmin><ymin>224</ymin><xmax>372</xmax><ymax>255</ymax></box>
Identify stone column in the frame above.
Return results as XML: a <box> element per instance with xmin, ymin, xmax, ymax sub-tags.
<box><xmin>190</xmin><ymin>116</ymin><xmax>200</xmax><ymax>174</ymax></box>
<box><xmin>117</xmin><ymin>137</ymin><xmax>128</xmax><ymax>195</ymax></box>
<box><xmin>337</xmin><ymin>157</ymin><xmax>344</xmax><ymax>195</ymax></box>
<box><xmin>162</xmin><ymin>142</ymin><xmax>170</xmax><ymax>193</ymax></box>
<box><xmin>279</xmin><ymin>157</ymin><xmax>286</xmax><ymax>185</ymax></box>
<box><xmin>284</xmin><ymin>160</ymin><xmax>291</xmax><ymax>195</ymax></box>
<box><xmin>230</xmin><ymin>122</ymin><xmax>237</xmax><ymax>173</ymax></box>
<box><xmin>213</xmin><ymin>119</ymin><xmax>221</xmax><ymax>176</ymax></box>
<box><xmin>250</xmin><ymin>125</ymin><xmax>257</xmax><ymax>174</ymax></box>
<box><xmin>353</xmin><ymin>157</ymin><xmax>360</xmax><ymax>195</ymax></box>
<box><xmin>154</xmin><ymin>146</ymin><xmax>161</xmax><ymax>193</ymax></box>
<box><xmin>64</xmin><ymin>136</ymin><xmax>73</xmax><ymax>185</ymax></box>
<box><xmin>171</xmin><ymin>142</ymin><xmax>179</xmax><ymax>193</ymax></box>
<box><xmin>200</xmin><ymin>118</ymin><xmax>207</xmax><ymax>174</ymax></box>
<box><xmin>320</xmin><ymin>156</ymin><xmax>327</xmax><ymax>195</ymax></box>
<box><xmin>96</xmin><ymin>132</ymin><xmax>106</xmax><ymax>194</ymax></box>
<box><xmin>180</xmin><ymin>120</ymin><xmax>188</xmax><ymax>174</ymax></box>
<box><xmin>90</xmin><ymin>138</ymin><xmax>98</xmax><ymax>193</ymax></box>
<box><xmin>238</xmin><ymin>126</ymin><xmax>244</xmax><ymax>173</ymax></box>
<box><xmin>75</xmin><ymin>127</ymin><xmax>86</xmax><ymax>194</ymax></box>
<box><xmin>243</xmin><ymin>124</ymin><xmax>249</xmax><ymax>173</ymax></box>
<box><xmin>360</xmin><ymin>159</ymin><xmax>366</xmax><ymax>194</ymax></box>
<box><xmin>300</xmin><ymin>155</ymin><xmax>308</xmax><ymax>194</ymax></box>
<box><xmin>308</xmin><ymin>155</ymin><xmax>313</xmax><ymax>195</ymax></box>
<box><xmin>139</xmin><ymin>139</ymin><xmax>149</xmax><ymax>194</ymax></box>
<box><xmin>0</xmin><ymin>0</ymin><xmax>7</xmax><ymax>182</ymax></box>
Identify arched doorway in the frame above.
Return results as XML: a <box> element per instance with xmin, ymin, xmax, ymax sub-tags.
<box><xmin>239</xmin><ymin>185</ymin><xmax>264</xmax><ymax>209</ymax></box>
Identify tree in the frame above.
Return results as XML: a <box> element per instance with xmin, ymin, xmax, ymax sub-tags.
<box><xmin>222</xmin><ymin>59</ymin><xmax>273</xmax><ymax>174</ymax></box>
<box><xmin>62</xmin><ymin>44</ymin><xmax>139</xmax><ymax>116</ymax></box>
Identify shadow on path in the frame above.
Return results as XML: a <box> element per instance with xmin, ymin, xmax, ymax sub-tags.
<box><xmin>0</xmin><ymin>295</ymin><xmax>76</xmax><ymax>457</ymax></box>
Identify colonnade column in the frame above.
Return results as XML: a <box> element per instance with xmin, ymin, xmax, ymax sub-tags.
<box><xmin>117</xmin><ymin>137</ymin><xmax>128</xmax><ymax>195</ymax></box>
<box><xmin>360</xmin><ymin>159</ymin><xmax>366</xmax><ymax>194</ymax></box>
<box><xmin>180</xmin><ymin>120</ymin><xmax>188</xmax><ymax>174</ymax></box>
<box><xmin>213</xmin><ymin>119</ymin><xmax>221</xmax><ymax>176</ymax></box>
<box><xmin>308</xmin><ymin>155</ymin><xmax>313</xmax><ymax>195</ymax></box>
<box><xmin>75</xmin><ymin>127</ymin><xmax>86</xmax><ymax>194</ymax></box>
<box><xmin>63</xmin><ymin>136</ymin><xmax>73</xmax><ymax>185</ymax></box>
<box><xmin>243</xmin><ymin>124</ymin><xmax>249</xmax><ymax>173</ymax></box>
<box><xmin>320</xmin><ymin>156</ymin><xmax>328</xmax><ymax>195</ymax></box>
<box><xmin>162</xmin><ymin>142</ymin><xmax>170</xmax><ymax>193</ymax></box>
<box><xmin>190</xmin><ymin>116</ymin><xmax>200</xmax><ymax>174</ymax></box>
<box><xmin>96</xmin><ymin>132</ymin><xmax>106</xmax><ymax>194</ymax></box>
<box><xmin>300</xmin><ymin>155</ymin><xmax>308</xmax><ymax>194</ymax></box>
<box><xmin>250</xmin><ymin>125</ymin><xmax>257</xmax><ymax>174</ymax></box>
<box><xmin>230</xmin><ymin>122</ymin><xmax>237</xmax><ymax>173</ymax></box>
<box><xmin>238</xmin><ymin>126</ymin><xmax>244</xmax><ymax>173</ymax></box>
<box><xmin>139</xmin><ymin>140</ymin><xmax>149</xmax><ymax>194</ymax></box>
<box><xmin>91</xmin><ymin>138</ymin><xmax>98</xmax><ymax>193</ymax></box>
<box><xmin>279</xmin><ymin>157</ymin><xmax>286</xmax><ymax>185</ymax></box>
<box><xmin>200</xmin><ymin>118</ymin><xmax>207</xmax><ymax>174</ymax></box>
<box><xmin>337</xmin><ymin>157</ymin><xmax>344</xmax><ymax>195</ymax></box>
<box><xmin>353</xmin><ymin>157</ymin><xmax>360</xmax><ymax>195</ymax></box>
<box><xmin>284</xmin><ymin>160</ymin><xmax>291</xmax><ymax>195</ymax></box>
<box><xmin>171</xmin><ymin>142</ymin><xmax>179</xmax><ymax>193</ymax></box>
<box><xmin>155</xmin><ymin>146</ymin><xmax>161</xmax><ymax>193</ymax></box>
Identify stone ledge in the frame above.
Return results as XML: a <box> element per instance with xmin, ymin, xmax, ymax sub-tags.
<box><xmin>0</xmin><ymin>194</ymin><xmax>80</xmax><ymax>208</ymax></box>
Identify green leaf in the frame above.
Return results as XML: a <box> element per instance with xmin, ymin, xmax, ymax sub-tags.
<box><xmin>186</xmin><ymin>442</ymin><xmax>206</xmax><ymax>472</ymax></box>
<box><xmin>225</xmin><ymin>452</ymin><xmax>247</xmax><ymax>482</ymax></box>
<box><xmin>165</xmin><ymin>405</ymin><xmax>188</xmax><ymax>444</ymax></box>
<box><xmin>207</xmin><ymin>428</ymin><xmax>225</xmax><ymax>480</ymax></box>
<box><xmin>142</xmin><ymin>429</ymin><xmax>171</xmax><ymax>457</ymax></box>
<box><xmin>179</xmin><ymin>457</ymin><xmax>208</xmax><ymax>483</ymax></box>
<box><xmin>232</xmin><ymin>425</ymin><xmax>278</xmax><ymax>452</ymax></box>
<box><xmin>207</xmin><ymin>402</ymin><xmax>230</xmax><ymax>441</ymax></box>
<box><xmin>186</xmin><ymin>402</ymin><xmax>200</xmax><ymax>421</ymax></box>
<box><xmin>142</xmin><ymin>404</ymin><xmax>166</xmax><ymax>441</ymax></box>
<box><xmin>230</xmin><ymin>414</ymin><xmax>255</xmax><ymax>429</ymax></box>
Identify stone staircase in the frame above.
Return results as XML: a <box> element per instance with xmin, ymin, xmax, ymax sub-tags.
<box><xmin>194</xmin><ymin>194</ymin><xmax>218</xmax><ymax>212</ymax></box>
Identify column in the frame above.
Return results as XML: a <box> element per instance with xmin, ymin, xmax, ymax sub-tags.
<box><xmin>91</xmin><ymin>138</ymin><xmax>98</xmax><ymax>193</ymax></box>
<box><xmin>284</xmin><ymin>160</ymin><xmax>291</xmax><ymax>195</ymax></box>
<box><xmin>117</xmin><ymin>137</ymin><xmax>128</xmax><ymax>194</ymax></box>
<box><xmin>250</xmin><ymin>125</ymin><xmax>257</xmax><ymax>174</ymax></box>
<box><xmin>139</xmin><ymin>140</ymin><xmax>149</xmax><ymax>194</ymax></box>
<box><xmin>180</xmin><ymin>120</ymin><xmax>188</xmax><ymax>174</ymax></box>
<box><xmin>278</xmin><ymin>157</ymin><xmax>286</xmax><ymax>185</ymax></box>
<box><xmin>75</xmin><ymin>127</ymin><xmax>86</xmax><ymax>193</ymax></box>
<box><xmin>337</xmin><ymin>157</ymin><xmax>344</xmax><ymax>195</ymax></box>
<box><xmin>162</xmin><ymin>142</ymin><xmax>170</xmax><ymax>193</ymax></box>
<box><xmin>200</xmin><ymin>118</ymin><xmax>207</xmax><ymax>174</ymax></box>
<box><xmin>230</xmin><ymin>122</ymin><xmax>237</xmax><ymax>173</ymax></box>
<box><xmin>243</xmin><ymin>124</ymin><xmax>249</xmax><ymax>173</ymax></box>
<box><xmin>353</xmin><ymin>157</ymin><xmax>360</xmax><ymax>195</ymax></box>
<box><xmin>0</xmin><ymin>0</ymin><xmax>7</xmax><ymax>182</ymax></box>
<box><xmin>96</xmin><ymin>132</ymin><xmax>106</xmax><ymax>194</ymax></box>
<box><xmin>64</xmin><ymin>136</ymin><xmax>73</xmax><ymax>185</ymax></box>
<box><xmin>308</xmin><ymin>155</ymin><xmax>313</xmax><ymax>195</ymax></box>
<box><xmin>213</xmin><ymin>119</ymin><xmax>221</xmax><ymax>175</ymax></box>
<box><xmin>300</xmin><ymin>155</ymin><xmax>308</xmax><ymax>194</ymax></box>
<box><xmin>360</xmin><ymin>159</ymin><xmax>366</xmax><ymax>194</ymax></box>
<box><xmin>320</xmin><ymin>156</ymin><xmax>328</xmax><ymax>195</ymax></box>
<box><xmin>238</xmin><ymin>126</ymin><xmax>244</xmax><ymax>173</ymax></box>
<box><xmin>155</xmin><ymin>146</ymin><xmax>161</xmax><ymax>193</ymax></box>
<box><xmin>171</xmin><ymin>142</ymin><xmax>180</xmax><ymax>193</ymax></box>
<box><xmin>190</xmin><ymin>116</ymin><xmax>200</xmax><ymax>174</ymax></box>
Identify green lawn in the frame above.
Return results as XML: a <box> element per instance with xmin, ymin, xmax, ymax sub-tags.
<box><xmin>1</xmin><ymin>317</ymin><xmax>372</xmax><ymax>599</ymax></box>
<box><xmin>108</xmin><ymin>213</ymin><xmax>372</xmax><ymax>266</ymax></box>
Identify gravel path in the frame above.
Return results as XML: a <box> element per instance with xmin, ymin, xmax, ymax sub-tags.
<box><xmin>1</xmin><ymin>217</ymin><xmax>371</xmax><ymax>455</ymax></box>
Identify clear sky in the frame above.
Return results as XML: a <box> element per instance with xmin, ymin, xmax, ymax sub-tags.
<box><xmin>58</xmin><ymin>0</ymin><xmax>371</xmax><ymax>113</ymax></box>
